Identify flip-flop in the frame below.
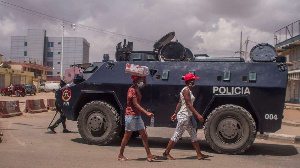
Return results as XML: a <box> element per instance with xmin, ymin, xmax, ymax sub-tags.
<box><xmin>118</xmin><ymin>157</ymin><xmax>130</xmax><ymax>161</ymax></box>
<box><xmin>201</xmin><ymin>154</ymin><xmax>213</xmax><ymax>158</ymax></box>
<box><xmin>163</xmin><ymin>152</ymin><xmax>176</xmax><ymax>160</ymax></box>
<box><xmin>147</xmin><ymin>155</ymin><xmax>158</xmax><ymax>162</ymax></box>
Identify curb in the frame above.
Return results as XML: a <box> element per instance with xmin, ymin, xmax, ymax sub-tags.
<box><xmin>282</xmin><ymin>121</ymin><xmax>300</xmax><ymax>127</ymax></box>
<box><xmin>285</xmin><ymin>107</ymin><xmax>300</xmax><ymax>110</ymax></box>
<box><xmin>257</xmin><ymin>133</ymin><xmax>300</xmax><ymax>144</ymax></box>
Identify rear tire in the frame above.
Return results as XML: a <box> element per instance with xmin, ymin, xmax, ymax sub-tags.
<box><xmin>16</xmin><ymin>92</ymin><xmax>20</xmax><ymax>97</ymax></box>
<box><xmin>1</xmin><ymin>91</ymin><xmax>5</xmax><ymax>96</ymax></box>
<box><xmin>204</xmin><ymin>104</ymin><xmax>256</xmax><ymax>154</ymax></box>
<box><xmin>77</xmin><ymin>101</ymin><xmax>121</xmax><ymax>145</ymax></box>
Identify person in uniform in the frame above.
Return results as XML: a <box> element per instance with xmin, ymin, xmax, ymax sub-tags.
<box><xmin>118</xmin><ymin>75</ymin><xmax>157</xmax><ymax>162</ymax></box>
<box><xmin>48</xmin><ymin>111</ymin><xmax>71</xmax><ymax>133</ymax></box>
<box><xmin>163</xmin><ymin>73</ymin><xmax>211</xmax><ymax>160</ymax></box>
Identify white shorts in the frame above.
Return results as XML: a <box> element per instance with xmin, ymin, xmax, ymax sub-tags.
<box><xmin>171</xmin><ymin>113</ymin><xmax>198</xmax><ymax>143</ymax></box>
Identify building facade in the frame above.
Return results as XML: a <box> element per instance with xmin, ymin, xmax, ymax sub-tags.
<box><xmin>275</xmin><ymin>20</ymin><xmax>300</xmax><ymax>103</ymax></box>
<box><xmin>10</xmin><ymin>29</ymin><xmax>90</xmax><ymax>81</ymax></box>
<box><xmin>0</xmin><ymin>54</ymin><xmax>34</xmax><ymax>89</ymax></box>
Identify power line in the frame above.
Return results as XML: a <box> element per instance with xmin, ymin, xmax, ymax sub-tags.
<box><xmin>0</xmin><ymin>0</ymin><xmax>155</xmax><ymax>43</ymax></box>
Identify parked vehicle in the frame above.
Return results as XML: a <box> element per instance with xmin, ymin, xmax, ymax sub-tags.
<box><xmin>25</xmin><ymin>85</ymin><xmax>37</xmax><ymax>95</ymax></box>
<box><xmin>1</xmin><ymin>84</ymin><xmax>26</xmax><ymax>97</ymax></box>
<box><xmin>40</xmin><ymin>82</ymin><xmax>60</xmax><ymax>92</ymax></box>
<box><xmin>55</xmin><ymin>32</ymin><xmax>287</xmax><ymax>154</ymax></box>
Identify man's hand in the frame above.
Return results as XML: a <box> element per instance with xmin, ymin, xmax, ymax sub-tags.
<box><xmin>171</xmin><ymin>113</ymin><xmax>177</xmax><ymax>122</ymax></box>
<box><xmin>197</xmin><ymin>114</ymin><xmax>204</xmax><ymax>123</ymax></box>
<box><xmin>146</xmin><ymin>112</ymin><xmax>154</xmax><ymax>117</ymax></box>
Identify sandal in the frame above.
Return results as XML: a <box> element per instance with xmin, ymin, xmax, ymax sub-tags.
<box><xmin>147</xmin><ymin>155</ymin><xmax>158</xmax><ymax>162</ymax></box>
<box><xmin>118</xmin><ymin>157</ymin><xmax>130</xmax><ymax>161</ymax></box>
<box><xmin>163</xmin><ymin>152</ymin><xmax>176</xmax><ymax>160</ymax></box>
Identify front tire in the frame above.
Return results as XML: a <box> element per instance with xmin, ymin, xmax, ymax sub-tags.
<box><xmin>77</xmin><ymin>101</ymin><xmax>121</xmax><ymax>145</ymax></box>
<box><xmin>204</xmin><ymin>104</ymin><xmax>256</xmax><ymax>154</ymax></box>
<box><xmin>16</xmin><ymin>92</ymin><xmax>20</xmax><ymax>97</ymax></box>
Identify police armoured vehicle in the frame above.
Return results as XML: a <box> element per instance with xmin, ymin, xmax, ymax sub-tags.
<box><xmin>55</xmin><ymin>32</ymin><xmax>287</xmax><ymax>154</ymax></box>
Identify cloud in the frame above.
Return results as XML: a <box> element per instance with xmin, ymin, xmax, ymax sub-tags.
<box><xmin>193</xmin><ymin>18</ymin><xmax>273</xmax><ymax>57</ymax></box>
<box><xmin>0</xmin><ymin>0</ymin><xmax>298</xmax><ymax>61</ymax></box>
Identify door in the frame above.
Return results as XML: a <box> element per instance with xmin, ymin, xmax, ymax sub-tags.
<box><xmin>147</xmin><ymin>64</ymin><xmax>183</xmax><ymax>127</ymax></box>
<box><xmin>0</xmin><ymin>74</ymin><xmax>5</xmax><ymax>89</ymax></box>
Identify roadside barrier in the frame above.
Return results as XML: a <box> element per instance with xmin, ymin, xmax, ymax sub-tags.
<box><xmin>0</xmin><ymin>101</ymin><xmax>23</xmax><ymax>118</ymax></box>
<box><xmin>25</xmin><ymin>99</ymin><xmax>48</xmax><ymax>113</ymax></box>
<box><xmin>47</xmin><ymin>99</ymin><xmax>56</xmax><ymax>111</ymax></box>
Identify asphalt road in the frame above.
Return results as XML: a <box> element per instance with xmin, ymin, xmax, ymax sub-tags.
<box><xmin>0</xmin><ymin>111</ymin><xmax>299</xmax><ymax>168</ymax></box>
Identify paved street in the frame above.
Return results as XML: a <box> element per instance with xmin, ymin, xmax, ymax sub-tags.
<box><xmin>1</xmin><ymin>109</ymin><xmax>300</xmax><ymax>168</ymax></box>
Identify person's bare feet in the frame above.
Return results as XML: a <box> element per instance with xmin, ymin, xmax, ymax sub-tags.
<box><xmin>197</xmin><ymin>153</ymin><xmax>211</xmax><ymax>160</ymax></box>
<box><xmin>163</xmin><ymin>152</ymin><xmax>176</xmax><ymax>160</ymax></box>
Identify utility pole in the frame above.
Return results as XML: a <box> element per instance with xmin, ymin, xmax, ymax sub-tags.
<box><xmin>61</xmin><ymin>23</ymin><xmax>64</xmax><ymax>80</ymax></box>
<box><xmin>240</xmin><ymin>31</ymin><xmax>243</xmax><ymax>58</ymax></box>
<box><xmin>244</xmin><ymin>36</ymin><xmax>249</xmax><ymax>61</ymax></box>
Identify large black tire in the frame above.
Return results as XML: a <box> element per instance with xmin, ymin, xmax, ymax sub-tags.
<box><xmin>16</xmin><ymin>91</ymin><xmax>20</xmax><ymax>97</ymax></box>
<box><xmin>77</xmin><ymin>101</ymin><xmax>121</xmax><ymax>145</ymax></box>
<box><xmin>1</xmin><ymin>91</ymin><xmax>5</xmax><ymax>96</ymax></box>
<box><xmin>204</xmin><ymin>104</ymin><xmax>256</xmax><ymax>154</ymax></box>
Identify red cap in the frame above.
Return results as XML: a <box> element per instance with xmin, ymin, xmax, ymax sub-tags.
<box><xmin>131</xmin><ymin>75</ymin><xmax>141</xmax><ymax>82</ymax></box>
<box><xmin>184</xmin><ymin>73</ymin><xmax>199</xmax><ymax>81</ymax></box>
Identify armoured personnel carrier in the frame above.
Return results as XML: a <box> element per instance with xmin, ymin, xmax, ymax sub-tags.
<box><xmin>55</xmin><ymin>32</ymin><xmax>287</xmax><ymax>154</ymax></box>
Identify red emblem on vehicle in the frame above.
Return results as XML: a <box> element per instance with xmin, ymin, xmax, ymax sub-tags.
<box><xmin>62</xmin><ymin>88</ymin><xmax>71</xmax><ymax>102</ymax></box>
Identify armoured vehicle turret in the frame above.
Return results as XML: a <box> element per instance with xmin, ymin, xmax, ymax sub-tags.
<box><xmin>55</xmin><ymin>32</ymin><xmax>287</xmax><ymax>154</ymax></box>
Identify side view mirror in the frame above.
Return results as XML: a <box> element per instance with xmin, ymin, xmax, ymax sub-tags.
<box><xmin>60</xmin><ymin>80</ymin><xmax>66</xmax><ymax>88</ymax></box>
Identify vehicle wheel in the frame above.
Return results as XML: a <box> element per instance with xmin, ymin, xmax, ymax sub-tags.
<box><xmin>1</xmin><ymin>91</ymin><xmax>5</xmax><ymax>96</ymax></box>
<box><xmin>21</xmin><ymin>93</ymin><xmax>25</xmax><ymax>97</ymax></box>
<box><xmin>77</xmin><ymin>101</ymin><xmax>121</xmax><ymax>145</ymax></box>
<box><xmin>204</xmin><ymin>104</ymin><xmax>256</xmax><ymax>154</ymax></box>
<box><xmin>30</xmin><ymin>92</ymin><xmax>32</xmax><ymax>96</ymax></box>
<box><xmin>16</xmin><ymin>92</ymin><xmax>20</xmax><ymax>97</ymax></box>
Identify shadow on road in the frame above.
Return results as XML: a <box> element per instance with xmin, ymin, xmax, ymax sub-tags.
<box><xmin>71</xmin><ymin>136</ymin><xmax>298</xmax><ymax>157</ymax></box>
<box><xmin>244</xmin><ymin>143</ymin><xmax>298</xmax><ymax>156</ymax></box>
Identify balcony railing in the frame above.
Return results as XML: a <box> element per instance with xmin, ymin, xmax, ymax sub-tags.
<box><xmin>8</xmin><ymin>57</ymin><xmax>43</xmax><ymax>65</ymax></box>
<box><xmin>274</xmin><ymin>20</ymin><xmax>300</xmax><ymax>45</ymax></box>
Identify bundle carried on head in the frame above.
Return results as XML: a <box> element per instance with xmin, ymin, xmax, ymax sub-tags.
<box><xmin>125</xmin><ymin>63</ymin><xmax>149</xmax><ymax>76</ymax></box>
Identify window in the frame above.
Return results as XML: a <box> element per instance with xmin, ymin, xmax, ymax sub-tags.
<box><xmin>48</xmin><ymin>42</ymin><xmax>54</xmax><ymax>47</ymax></box>
<box><xmin>57</xmin><ymin>62</ymin><xmax>60</xmax><ymax>64</ymax></box>
<box><xmin>249</xmin><ymin>72</ymin><xmax>256</xmax><ymax>82</ymax></box>
<box><xmin>47</xmin><ymin>62</ymin><xmax>53</xmax><ymax>67</ymax></box>
<box><xmin>24</xmin><ymin>51</ymin><xmax>27</xmax><ymax>56</ymax></box>
<box><xmin>47</xmin><ymin>72</ymin><xmax>53</xmax><ymax>75</ymax></box>
<box><xmin>58</xmin><ymin>52</ymin><xmax>61</xmax><ymax>54</ymax></box>
<box><xmin>223</xmin><ymin>71</ymin><xmax>231</xmax><ymax>81</ymax></box>
<box><xmin>47</xmin><ymin>52</ymin><xmax>53</xmax><ymax>57</ymax></box>
<box><xmin>162</xmin><ymin>70</ymin><xmax>169</xmax><ymax>80</ymax></box>
<box><xmin>58</xmin><ymin>42</ymin><xmax>61</xmax><ymax>45</ymax></box>
<box><xmin>24</xmin><ymin>42</ymin><xmax>27</xmax><ymax>46</ymax></box>
<box><xmin>57</xmin><ymin>72</ymin><xmax>60</xmax><ymax>75</ymax></box>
